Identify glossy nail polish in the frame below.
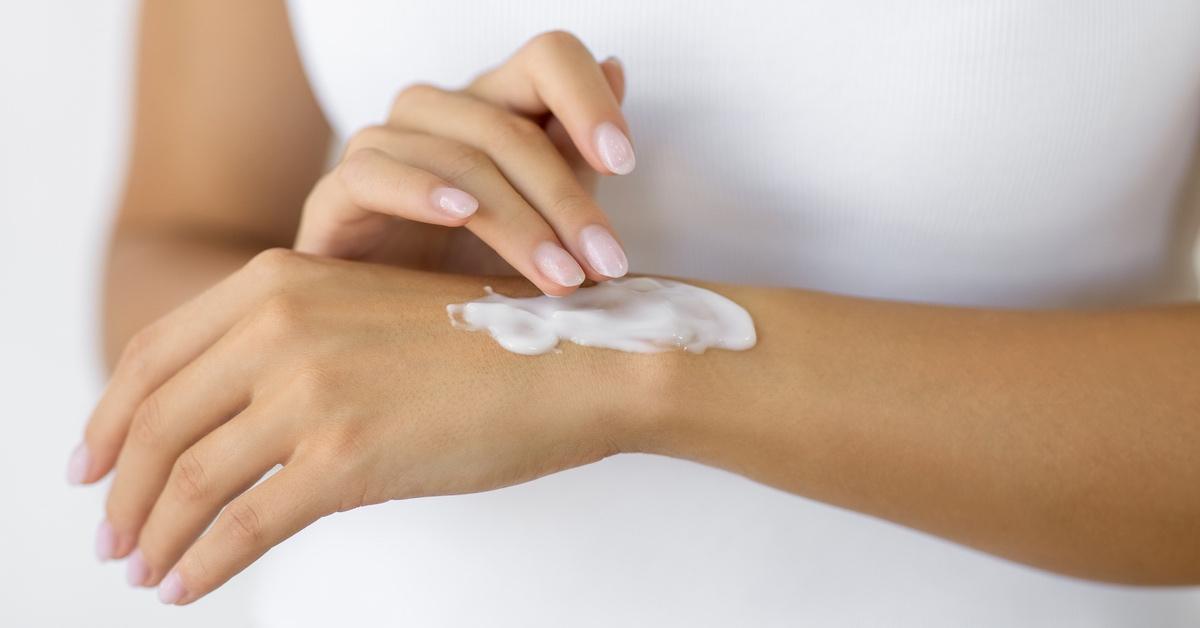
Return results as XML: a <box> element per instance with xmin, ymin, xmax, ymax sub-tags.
<box><xmin>431</xmin><ymin>187</ymin><xmax>479</xmax><ymax>219</ymax></box>
<box><xmin>158</xmin><ymin>570</ymin><xmax>186</xmax><ymax>605</ymax></box>
<box><xmin>126</xmin><ymin>549</ymin><xmax>149</xmax><ymax>587</ymax></box>
<box><xmin>95</xmin><ymin>520</ymin><xmax>116</xmax><ymax>561</ymax></box>
<box><xmin>533</xmin><ymin>242</ymin><xmax>585</xmax><ymax>288</ymax></box>
<box><xmin>580</xmin><ymin>226</ymin><xmax>629</xmax><ymax>278</ymax></box>
<box><xmin>594</xmin><ymin>122</ymin><xmax>636</xmax><ymax>175</ymax></box>
<box><xmin>67</xmin><ymin>443</ymin><xmax>90</xmax><ymax>485</ymax></box>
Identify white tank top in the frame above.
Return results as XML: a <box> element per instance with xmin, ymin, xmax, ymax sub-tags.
<box><xmin>255</xmin><ymin>2</ymin><xmax>1200</xmax><ymax>625</ymax></box>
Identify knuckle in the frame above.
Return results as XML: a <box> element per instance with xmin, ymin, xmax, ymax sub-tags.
<box><xmin>336</xmin><ymin>147</ymin><xmax>386</xmax><ymax>202</ymax></box>
<box><xmin>171</xmin><ymin>449</ymin><xmax>209</xmax><ymax>502</ymax></box>
<box><xmin>303</xmin><ymin>409</ymin><xmax>370</xmax><ymax>470</ymax></box>
<box><xmin>487</xmin><ymin>113</ymin><xmax>543</xmax><ymax>147</ymax></box>
<box><xmin>343</xmin><ymin>125</ymin><xmax>391</xmax><ymax>155</ymax></box>
<box><xmin>222</xmin><ymin>500</ymin><xmax>265</xmax><ymax>545</ymax></box>
<box><xmin>246</xmin><ymin>294</ymin><xmax>309</xmax><ymax>343</ymax></box>
<box><xmin>527</xmin><ymin>30</ymin><xmax>583</xmax><ymax>55</ymax></box>
<box><xmin>307</xmin><ymin>439</ymin><xmax>367</xmax><ymax>500</ymax></box>
<box><xmin>323</xmin><ymin>429</ymin><xmax>368</xmax><ymax>464</ymax></box>
<box><xmin>390</xmin><ymin>82</ymin><xmax>439</xmax><ymax>114</ymax></box>
<box><xmin>550</xmin><ymin>191</ymin><xmax>598</xmax><ymax>222</ymax></box>
<box><xmin>129</xmin><ymin>395</ymin><xmax>167</xmax><ymax>447</ymax></box>
<box><xmin>245</xmin><ymin>247</ymin><xmax>307</xmax><ymax>287</ymax></box>
<box><xmin>116</xmin><ymin>326</ymin><xmax>157</xmax><ymax>382</ymax></box>
<box><xmin>289</xmin><ymin>365</ymin><xmax>336</xmax><ymax>409</ymax></box>
<box><xmin>440</xmin><ymin>143</ymin><xmax>495</xmax><ymax>185</ymax></box>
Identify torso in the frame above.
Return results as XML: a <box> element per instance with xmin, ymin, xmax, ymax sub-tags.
<box><xmin>254</xmin><ymin>2</ymin><xmax>1200</xmax><ymax>625</ymax></box>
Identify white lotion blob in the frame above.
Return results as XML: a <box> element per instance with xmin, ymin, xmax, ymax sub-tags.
<box><xmin>446</xmin><ymin>277</ymin><xmax>757</xmax><ymax>355</ymax></box>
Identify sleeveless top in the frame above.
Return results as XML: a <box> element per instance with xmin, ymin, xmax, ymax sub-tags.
<box><xmin>253</xmin><ymin>2</ymin><xmax>1200</xmax><ymax>625</ymax></box>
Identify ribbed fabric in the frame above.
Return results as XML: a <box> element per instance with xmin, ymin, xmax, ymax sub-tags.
<box><xmin>257</xmin><ymin>2</ymin><xmax>1200</xmax><ymax>626</ymax></box>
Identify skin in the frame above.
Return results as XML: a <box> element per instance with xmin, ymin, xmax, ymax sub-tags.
<box><xmin>295</xmin><ymin>38</ymin><xmax>633</xmax><ymax>293</ymax></box>
<box><xmin>78</xmin><ymin>0</ymin><xmax>1200</xmax><ymax>607</ymax></box>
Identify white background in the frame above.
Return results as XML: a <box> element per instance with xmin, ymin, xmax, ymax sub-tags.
<box><xmin>0</xmin><ymin>2</ymin><xmax>250</xmax><ymax>625</ymax></box>
<box><xmin>2</xmin><ymin>3</ymin><xmax>1200</xmax><ymax>627</ymax></box>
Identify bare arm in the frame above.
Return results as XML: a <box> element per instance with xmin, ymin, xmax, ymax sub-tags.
<box><xmin>92</xmin><ymin>5</ymin><xmax>1199</xmax><ymax>598</ymax></box>
<box><xmin>79</xmin><ymin>255</ymin><xmax>1200</xmax><ymax>603</ymax></box>
<box><xmin>106</xmin><ymin>6</ymin><xmax>639</xmax><ymax>371</ymax></box>
<box><xmin>103</xmin><ymin>0</ymin><xmax>329</xmax><ymax>366</ymax></box>
<box><xmin>640</xmin><ymin>282</ymin><xmax>1200</xmax><ymax>585</ymax></box>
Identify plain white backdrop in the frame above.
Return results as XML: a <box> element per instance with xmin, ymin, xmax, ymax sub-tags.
<box><xmin>0</xmin><ymin>2</ymin><xmax>250</xmax><ymax>625</ymax></box>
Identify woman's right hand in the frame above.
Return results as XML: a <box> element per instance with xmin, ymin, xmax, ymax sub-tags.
<box><xmin>294</xmin><ymin>31</ymin><xmax>635</xmax><ymax>295</ymax></box>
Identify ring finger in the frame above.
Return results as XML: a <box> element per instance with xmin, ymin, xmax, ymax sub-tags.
<box><xmin>129</xmin><ymin>399</ymin><xmax>292</xmax><ymax>587</ymax></box>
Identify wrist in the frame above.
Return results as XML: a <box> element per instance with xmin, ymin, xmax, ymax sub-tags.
<box><xmin>599</xmin><ymin>282</ymin><xmax>792</xmax><ymax>463</ymax></box>
<box><xmin>547</xmin><ymin>280</ymin><xmax>782</xmax><ymax>462</ymax></box>
<box><xmin>595</xmin><ymin>348</ymin><xmax>727</xmax><ymax>460</ymax></box>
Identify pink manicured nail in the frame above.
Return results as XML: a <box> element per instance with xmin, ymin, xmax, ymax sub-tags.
<box><xmin>67</xmin><ymin>443</ymin><xmax>90</xmax><ymax>485</ymax></box>
<box><xmin>594</xmin><ymin>121</ymin><xmax>635</xmax><ymax>175</ymax></box>
<box><xmin>533</xmin><ymin>242</ymin><xmax>585</xmax><ymax>288</ymax></box>
<box><xmin>95</xmin><ymin>520</ymin><xmax>116</xmax><ymax>561</ymax></box>
<box><xmin>158</xmin><ymin>570</ymin><xmax>186</xmax><ymax>605</ymax></box>
<box><xmin>126</xmin><ymin>549</ymin><xmax>149</xmax><ymax>587</ymax></box>
<box><xmin>579</xmin><ymin>225</ymin><xmax>628</xmax><ymax>278</ymax></box>
<box><xmin>431</xmin><ymin>187</ymin><xmax>479</xmax><ymax>219</ymax></box>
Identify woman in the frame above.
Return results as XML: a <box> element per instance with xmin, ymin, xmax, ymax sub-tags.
<box><xmin>70</xmin><ymin>0</ymin><xmax>1200</xmax><ymax>625</ymax></box>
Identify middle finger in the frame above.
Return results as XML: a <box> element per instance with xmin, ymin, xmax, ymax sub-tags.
<box><xmin>103</xmin><ymin>313</ymin><xmax>265</xmax><ymax>560</ymax></box>
<box><xmin>388</xmin><ymin>86</ymin><xmax>628</xmax><ymax>280</ymax></box>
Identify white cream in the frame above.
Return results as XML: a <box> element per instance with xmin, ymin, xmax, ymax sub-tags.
<box><xmin>446</xmin><ymin>277</ymin><xmax>756</xmax><ymax>355</ymax></box>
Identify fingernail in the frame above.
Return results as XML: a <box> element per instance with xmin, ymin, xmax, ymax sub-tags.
<box><xmin>580</xmin><ymin>225</ymin><xmax>628</xmax><ymax>278</ymax></box>
<box><xmin>67</xmin><ymin>443</ymin><xmax>90</xmax><ymax>485</ymax></box>
<box><xmin>95</xmin><ymin>520</ymin><xmax>116</xmax><ymax>561</ymax></box>
<box><xmin>431</xmin><ymin>187</ymin><xmax>479</xmax><ymax>219</ymax></box>
<box><xmin>126</xmin><ymin>549</ymin><xmax>149</xmax><ymax>587</ymax></box>
<box><xmin>158</xmin><ymin>570</ymin><xmax>186</xmax><ymax>605</ymax></box>
<box><xmin>594</xmin><ymin>121</ymin><xmax>635</xmax><ymax>175</ymax></box>
<box><xmin>533</xmin><ymin>242</ymin><xmax>585</xmax><ymax>288</ymax></box>
<box><xmin>604</xmin><ymin>55</ymin><xmax>623</xmax><ymax>70</ymax></box>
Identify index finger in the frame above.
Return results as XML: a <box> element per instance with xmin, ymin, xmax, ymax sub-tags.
<box><xmin>466</xmin><ymin>31</ymin><xmax>635</xmax><ymax>176</ymax></box>
<box><xmin>71</xmin><ymin>249</ymin><xmax>317</xmax><ymax>487</ymax></box>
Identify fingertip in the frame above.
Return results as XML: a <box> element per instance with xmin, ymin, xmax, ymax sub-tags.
<box><xmin>579</xmin><ymin>225</ymin><xmax>629</xmax><ymax>278</ymax></box>
<box><xmin>540</xmin><ymin>282</ymin><xmax>579</xmax><ymax>298</ymax></box>
<box><xmin>68</xmin><ymin>440</ymin><xmax>118</xmax><ymax>486</ymax></box>
<box><xmin>126</xmin><ymin>549</ymin><xmax>150</xmax><ymax>587</ymax></box>
<box><xmin>110</xmin><ymin>534</ymin><xmax>137</xmax><ymax>560</ymax></box>
<box><xmin>533</xmin><ymin>241</ymin><xmax>586</xmax><ymax>289</ymax></box>
<box><xmin>157</xmin><ymin>570</ymin><xmax>187</xmax><ymax>605</ymax></box>
<box><xmin>593</xmin><ymin>122</ymin><xmax>635</xmax><ymax>175</ymax></box>
<box><xmin>431</xmin><ymin>186</ymin><xmax>479</xmax><ymax>221</ymax></box>
<box><xmin>95</xmin><ymin>520</ymin><xmax>116</xmax><ymax>561</ymax></box>
<box><xmin>581</xmin><ymin>269</ymin><xmax>611</xmax><ymax>285</ymax></box>
<box><xmin>103</xmin><ymin>502</ymin><xmax>141</xmax><ymax>560</ymax></box>
<box><xmin>67</xmin><ymin>442</ymin><xmax>92</xmax><ymax>485</ymax></box>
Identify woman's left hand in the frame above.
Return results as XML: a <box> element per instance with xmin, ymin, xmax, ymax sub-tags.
<box><xmin>69</xmin><ymin>249</ymin><xmax>660</xmax><ymax>604</ymax></box>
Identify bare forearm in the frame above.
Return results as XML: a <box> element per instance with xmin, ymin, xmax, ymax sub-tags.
<box><xmin>102</xmin><ymin>225</ymin><xmax>273</xmax><ymax>369</ymax></box>
<box><xmin>102</xmin><ymin>0</ymin><xmax>332</xmax><ymax>368</ymax></box>
<box><xmin>638</xmin><ymin>283</ymin><xmax>1200</xmax><ymax>584</ymax></box>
